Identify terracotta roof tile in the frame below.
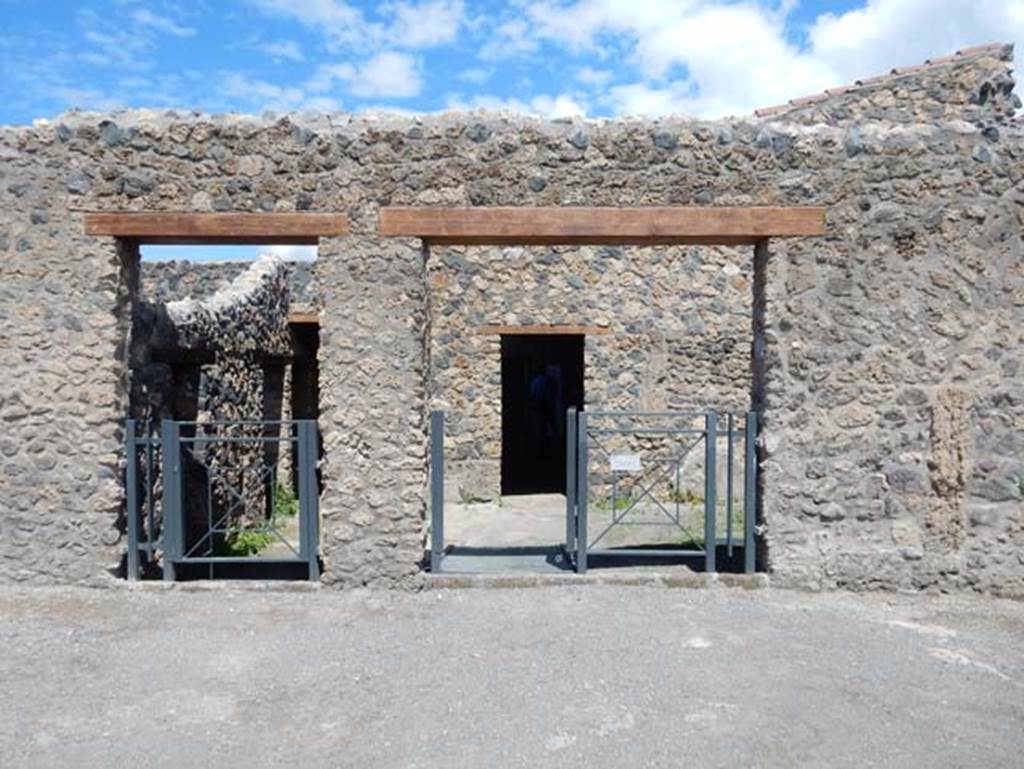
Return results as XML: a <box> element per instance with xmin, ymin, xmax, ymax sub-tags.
<box><xmin>824</xmin><ymin>85</ymin><xmax>854</xmax><ymax>97</ymax></box>
<box><xmin>854</xmin><ymin>74</ymin><xmax>891</xmax><ymax>87</ymax></box>
<box><xmin>753</xmin><ymin>103</ymin><xmax>791</xmax><ymax>118</ymax></box>
<box><xmin>955</xmin><ymin>43</ymin><xmax>1004</xmax><ymax>57</ymax></box>
<box><xmin>755</xmin><ymin>42</ymin><xmax>1008</xmax><ymax>120</ymax></box>
<box><xmin>787</xmin><ymin>94</ymin><xmax>827</xmax><ymax>108</ymax></box>
<box><xmin>891</xmin><ymin>64</ymin><xmax>929</xmax><ymax>76</ymax></box>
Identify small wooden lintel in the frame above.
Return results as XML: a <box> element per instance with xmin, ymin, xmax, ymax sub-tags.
<box><xmin>85</xmin><ymin>212</ymin><xmax>348</xmax><ymax>245</ymax></box>
<box><xmin>474</xmin><ymin>324</ymin><xmax>611</xmax><ymax>336</ymax></box>
<box><xmin>288</xmin><ymin>310</ymin><xmax>320</xmax><ymax>325</ymax></box>
<box><xmin>379</xmin><ymin>206</ymin><xmax>825</xmax><ymax>246</ymax></box>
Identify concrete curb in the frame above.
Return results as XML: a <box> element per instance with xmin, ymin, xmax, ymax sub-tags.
<box><xmin>109</xmin><ymin>572</ymin><xmax>769</xmax><ymax>592</ymax></box>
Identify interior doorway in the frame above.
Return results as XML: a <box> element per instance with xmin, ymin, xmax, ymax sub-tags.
<box><xmin>501</xmin><ymin>334</ymin><xmax>584</xmax><ymax>495</ymax></box>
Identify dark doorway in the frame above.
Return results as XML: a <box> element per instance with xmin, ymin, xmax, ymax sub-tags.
<box><xmin>501</xmin><ymin>334</ymin><xmax>584</xmax><ymax>495</ymax></box>
<box><xmin>289</xmin><ymin>321</ymin><xmax>322</xmax><ymax>494</ymax></box>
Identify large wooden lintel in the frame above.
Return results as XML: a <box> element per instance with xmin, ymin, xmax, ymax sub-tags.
<box><xmin>84</xmin><ymin>212</ymin><xmax>348</xmax><ymax>245</ymax></box>
<box><xmin>378</xmin><ymin>206</ymin><xmax>825</xmax><ymax>246</ymax></box>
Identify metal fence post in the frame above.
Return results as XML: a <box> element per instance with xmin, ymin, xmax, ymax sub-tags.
<box><xmin>125</xmin><ymin>419</ymin><xmax>139</xmax><ymax>582</ymax></box>
<box><xmin>297</xmin><ymin>420</ymin><xmax>320</xmax><ymax>581</ymax></box>
<box><xmin>726</xmin><ymin>412</ymin><xmax>734</xmax><ymax>559</ymax></box>
<box><xmin>430</xmin><ymin>410</ymin><xmax>444</xmax><ymax>573</ymax></box>
<box><xmin>160</xmin><ymin>420</ymin><xmax>181</xmax><ymax>582</ymax></box>
<box><xmin>576</xmin><ymin>411</ymin><xmax>588</xmax><ymax>574</ymax></box>
<box><xmin>704</xmin><ymin>410</ymin><xmax>717</xmax><ymax>573</ymax></box>
<box><xmin>744</xmin><ymin>411</ymin><xmax>757</xmax><ymax>574</ymax></box>
<box><xmin>565</xmin><ymin>407</ymin><xmax>577</xmax><ymax>555</ymax></box>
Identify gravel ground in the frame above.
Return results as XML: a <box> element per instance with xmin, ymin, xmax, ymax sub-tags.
<box><xmin>1</xmin><ymin>583</ymin><xmax>1022</xmax><ymax>768</ymax></box>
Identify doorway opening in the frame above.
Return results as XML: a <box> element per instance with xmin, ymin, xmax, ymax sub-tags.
<box><xmin>125</xmin><ymin>243</ymin><xmax>322</xmax><ymax>581</ymax></box>
<box><xmin>501</xmin><ymin>334</ymin><xmax>584</xmax><ymax>495</ymax></box>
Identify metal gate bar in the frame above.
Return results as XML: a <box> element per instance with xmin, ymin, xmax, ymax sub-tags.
<box><xmin>704</xmin><ymin>410</ymin><xmax>717</xmax><ymax>574</ymax></box>
<box><xmin>564</xmin><ymin>407</ymin><xmax>577</xmax><ymax>555</ymax></box>
<box><xmin>567</xmin><ymin>409</ymin><xmax>759</xmax><ymax>574</ymax></box>
<box><xmin>744</xmin><ymin>412</ymin><xmax>757</xmax><ymax>574</ymax></box>
<box><xmin>430</xmin><ymin>410</ymin><xmax>444</xmax><ymax>573</ymax></box>
<box><xmin>125</xmin><ymin>418</ymin><xmax>320</xmax><ymax>581</ymax></box>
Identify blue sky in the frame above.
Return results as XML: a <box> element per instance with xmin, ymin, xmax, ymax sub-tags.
<box><xmin>2</xmin><ymin>0</ymin><xmax>1019</xmax><ymax>125</ymax></box>
<box><xmin>2</xmin><ymin>0</ymin><xmax>1019</xmax><ymax>261</ymax></box>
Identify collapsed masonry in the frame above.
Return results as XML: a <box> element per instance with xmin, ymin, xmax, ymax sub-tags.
<box><xmin>131</xmin><ymin>256</ymin><xmax>292</xmax><ymax>428</ymax></box>
<box><xmin>0</xmin><ymin>42</ymin><xmax>1020</xmax><ymax>594</ymax></box>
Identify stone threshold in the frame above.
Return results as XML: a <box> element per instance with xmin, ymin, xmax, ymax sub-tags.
<box><xmin>122</xmin><ymin>579</ymin><xmax>321</xmax><ymax>592</ymax></box>
<box><xmin>426</xmin><ymin>571</ymin><xmax>770</xmax><ymax>590</ymax></box>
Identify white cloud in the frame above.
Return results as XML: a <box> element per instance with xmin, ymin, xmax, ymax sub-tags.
<box><xmin>262</xmin><ymin>245</ymin><xmax>318</xmax><ymax>261</ymax></box>
<box><xmin>809</xmin><ymin>0</ymin><xmax>1024</xmax><ymax>82</ymax></box>
<box><xmin>458</xmin><ymin>67</ymin><xmax>492</xmax><ymax>84</ymax></box>
<box><xmin>220</xmin><ymin>73</ymin><xmax>342</xmax><ymax>112</ymax></box>
<box><xmin>520</xmin><ymin>0</ymin><xmax>835</xmax><ymax>117</ymax></box>
<box><xmin>576</xmin><ymin>66</ymin><xmax>611</xmax><ymax>86</ymax></box>
<box><xmin>387</xmin><ymin>1</ymin><xmax>464</xmax><ymax>47</ymax></box>
<box><xmin>249</xmin><ymin>0</ymin><xmax>465</xmax><ymax>49</ymax></box>
<box><xmin>55</xmin><ymin>86</ymin><xmax>124</xmax><ymax>112</ymax></box>
<box><xmin>249</xmin><ymin>0</ymin><xmax>369</xmax><ymax>46</ymax></box>
<box><xmin>446</xmin><ymin>91</ymin><xmax>586</xmax><ymax>118</ymax></box>
<box><xmin>531</xmin><ymin>93</ymin><xmax>587</xmax><ymax>118</ymax></box>
<box><xmin>513</xmin><ymin>0</ymin><xmax>1022</xmax><ymax>117</ymax></box>
<box><xmin>261</xmin><ymin>40</ymin><xmax>305</xmax><ymax>62</ymax></box>
<box><xmin>606</xmin><ymin>82</ymin><xmax>689</xmax><ymax>117</ymax></box>
<box><xmin>131</xmin><ymin>9</ymin><xmax>196</xmax><ymax>38</ymax></box>
<box><xmin>478</xmin><ymin>19</ymin><xmax>539</xmax><ymax>60</ymax></box>
<box><xmin>310</xmin><ymin>51</ymin><xmax>423</xmax><ymax>99</ymax></box>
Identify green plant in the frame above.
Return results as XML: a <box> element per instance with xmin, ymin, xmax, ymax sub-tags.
<box><xmin>274</xmin><ymin>482</ymin><xmax>299</xmax><ymax>519</ymax></box>
<box><xmin>669</xmin><ymin>487</ymin><xmax>704</xmax><ymax>505</ymax></box>
<box><xmin>594</xmin><ymin>495</ymin><xmax>634</xmax><ymax>512</ymax></box>
<box><xmin>220</xmin><ymin>529</ymin><xmax>273</xmax><ymax>556</ymax></box>
<box><xmin>457</xmin><ymin>486</ymin><xmax>491</xmax><ymax>505</ymax></box>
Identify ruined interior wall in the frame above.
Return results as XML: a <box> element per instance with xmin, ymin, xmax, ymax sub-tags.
<box><xmin>0</xmin><ymin>46</ymin><xmax>1019</xmax><ymax>590</ymax></box>
<box><xmin>164</xmin><ymin>256</ymin><xmax>292</xmax><ymax>422</ymax></box>
<box><xmin>130</xmin><ymin>257</ymin><xmax>292</xmax><ymax>425</ymax></box>
<box><xmin>140</xmin><ymin>259</ymin><xmax>316</xmax><ymax>308</ymax></box>
<box><xmin>427</xmin><ymin>244</ymin><xmax>753</xmax><ymax>501</ymax></box>
<box><xmin>128</xmin><ymin>258</ymin><xmax>294</xmax><ymax>548</ymax></box>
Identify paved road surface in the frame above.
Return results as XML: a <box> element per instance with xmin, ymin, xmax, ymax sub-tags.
<box><xmin>1</xmin><ymin>583</ymin><xmax>1021</xmax><ymax>768</ymax></box>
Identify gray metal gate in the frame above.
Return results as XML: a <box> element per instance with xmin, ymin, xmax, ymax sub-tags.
<box><xmin>125</xmin><ymin>419</ymin><xmax>320</xmax><ymax>581</ymax></box>
<box><xmin>566</xmin><ymin>409</ymin><xmax>757</xmax><ymax>574</ymax></box>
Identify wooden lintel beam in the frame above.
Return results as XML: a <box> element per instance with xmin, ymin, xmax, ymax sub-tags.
<box><xmin>379</xmin><ymin>206</ymin><xmax>825</xmax><ymax>246</ymax></box>
<box><xmin>85</xmin><ymin>212</ymin><xmax>348</xmax><ymax>245</ymax></box>
<box><xmin>288</xmin><ymin>310</ymin><xmax>320</xmax><ymax>325</ymax></box>
<box><xmin>474</xmin><ymin>325</ymin><xmax>611</xmax><ymax>336</ymax></box>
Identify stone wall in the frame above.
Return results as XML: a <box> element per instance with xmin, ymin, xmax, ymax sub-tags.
<box><xmin>0</xmin><ymin>44</ymin><xmax>1020</xmax><ymax>592</ymax></box>
<box><xmin>428</xmin><ymin>243</ymin><xmax>753</xmax><ymax>500</ymax></box>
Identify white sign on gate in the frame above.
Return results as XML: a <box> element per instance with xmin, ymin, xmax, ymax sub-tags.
<box><xmin>610</xmin><ymin>452</ymin><xmax>642</xmax><ymax>473</ymax></box>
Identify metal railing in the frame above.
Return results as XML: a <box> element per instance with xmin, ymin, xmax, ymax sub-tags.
<box><xmin>567</xmin><ymin>409</ymin><xmax>758</xmax><ymax>574</ymax></box>
<box><xmin>125</xmin><ymin>419</ymin><xmax>320</xmax><ymax>581</ymax></box>
<box><xmin>427</xmin><ymin>408</ymin><xmax>759</xmax><ymax>575</ymax></box>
